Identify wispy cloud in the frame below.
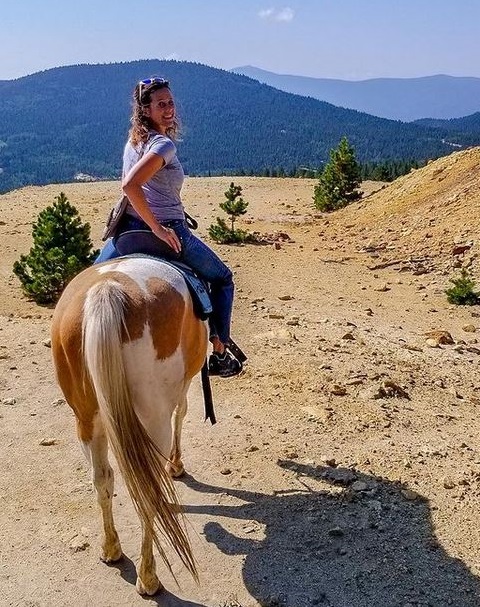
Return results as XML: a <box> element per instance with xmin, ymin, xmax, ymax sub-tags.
<box><xmin>258</xmin><ymin>7</ymin><xmax>295</xmax><ymax>23</ymax></box>
<box><xmin>259</xmin><ymin>8</ymin><xmax>275</xmax><ymax>19</ymax></box>
<box><xmin>276</xmin><ymin>7</ymin><xmax>295</xmax><ymax>22</ymax></box>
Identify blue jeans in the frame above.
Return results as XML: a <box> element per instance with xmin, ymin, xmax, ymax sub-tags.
<box><xmin>95</xmin><ymin>215</ymin><xmax>234</xmax><ymax>344</ymax></box>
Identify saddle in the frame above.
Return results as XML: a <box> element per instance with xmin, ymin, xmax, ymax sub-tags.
<box><xmin>114</xmin><ymin>229</ymin><xmax>247</xmax><ymax>425</ymax></box>
<box><xmin>114</xmin><ymin>230</ymin><xmax>212</xmax><ymax>320</ymax></box>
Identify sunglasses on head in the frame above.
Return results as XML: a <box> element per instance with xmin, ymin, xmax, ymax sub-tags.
<box><xmin>138</xmin><ymin>77</ymin><xmax>169</xmax><ymax>99</ymax></box>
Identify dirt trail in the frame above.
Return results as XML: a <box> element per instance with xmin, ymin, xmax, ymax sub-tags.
<box><xmin>1</xmin><ymin>152</ymin><xmax>480</xmax><ymax>606</ymax></box>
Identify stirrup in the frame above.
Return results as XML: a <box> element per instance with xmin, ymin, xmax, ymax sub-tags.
<box><xmin>226</xmin><ymin>338</ymin><xmax>247</xmax><ymax>363</ymax></box>
<box><xmin>208</xmin><ymin>350</ymin><xmax>243</xmax><ymax>378</ymax></box>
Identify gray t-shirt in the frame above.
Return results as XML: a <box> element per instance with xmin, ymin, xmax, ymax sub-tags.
<box><xmin>123</xmin><ymin>133</ymin><xmax>185</xmax><ymax>222</ymax></box>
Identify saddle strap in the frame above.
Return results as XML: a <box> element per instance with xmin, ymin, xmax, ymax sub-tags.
<box><xmin>227</xmin><ymin>338</ymin><xmax>248</xmax><ymax>363</ymax></box>
<box><xmin>201</xmin><ymin>360</ymin><xmax>216</xmax><ymax>425</ymax></box>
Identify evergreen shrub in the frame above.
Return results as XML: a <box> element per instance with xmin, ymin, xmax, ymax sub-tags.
<box><xmin>13</xmin><ymin>192</ymin><xmax>98</xmax><ymax>304</ymax></box>
<box><xmin>445</xmin><ymin>268</ymin><xmax>480</xmax><ymax>306</ymax></box>
<box><xmin>209</xmin><ymin>182</ymin><xmax>251</xmax><ymax>244</ymax></box>
<box><xmin>313</xmin><ymin>136</ymin><xmax>362</xmax><ymax>212</ymax></box>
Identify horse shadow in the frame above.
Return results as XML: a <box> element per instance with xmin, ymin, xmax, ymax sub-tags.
<box><xmin>182</xmin><ymin>460</ymin><xmax>480</xmax><ymax>607</ymax></box>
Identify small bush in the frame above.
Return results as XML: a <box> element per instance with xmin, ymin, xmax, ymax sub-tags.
<box><xmin>208</xmin><ymin>217</ymin><xmax>250</xmax><ymax>244</ymax></box>
<box><xmin>13</xmin><ymin>192</ymin><xmax>98</xmax><ymax>304</ymax></box>
<box><xmin>209</xmin><ymin>182</ymin><xmax>251</xmax><ymax>244</ymax></box>
<box><xmin>445</xmin><ymin>268</ymin><xmax>480</xmax><ymax>305</ymax></box>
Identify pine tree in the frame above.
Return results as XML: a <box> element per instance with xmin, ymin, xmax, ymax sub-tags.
<box><xmin>313</xmin><ymin>136</ymin><xmax>362</xmax><ymax>212</ymax></box>
<box><xmin>209</xmin><ymin>182</ymin><xmax>250</xmax><ymax>244</ymax></box>
<box><xmin>13</xmin><ymin>192</ymin><xmax>98</xmax><ymax>304</ymax></box>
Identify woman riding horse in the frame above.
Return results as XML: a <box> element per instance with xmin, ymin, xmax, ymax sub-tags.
<box><xmin>96</xmin><ymin>76</ymin><xmax>242</xmax><ymax>378</ymax></box>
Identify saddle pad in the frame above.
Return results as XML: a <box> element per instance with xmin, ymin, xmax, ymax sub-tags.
<box><xmin>114</xmin><ymin>248</ymin><xmax>212</xmax><ymax>320</ymax></box>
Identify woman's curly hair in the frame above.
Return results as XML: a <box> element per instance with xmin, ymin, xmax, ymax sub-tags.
<box><xmin>129</xmin><ymin>79</ymin><xmax>180</xmax><ymax>146</ymax></box>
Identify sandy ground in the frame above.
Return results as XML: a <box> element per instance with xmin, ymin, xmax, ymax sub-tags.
<box><xmin>1</xmin><ymin>150</ymin><xmax>480</xmax><ymax>606</ymax></box>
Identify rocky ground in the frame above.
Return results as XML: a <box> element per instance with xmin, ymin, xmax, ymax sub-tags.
<box><xmin>1</xmin><ymin>148</ymin><xmax>480</xmax><ymax>606</ymax></box>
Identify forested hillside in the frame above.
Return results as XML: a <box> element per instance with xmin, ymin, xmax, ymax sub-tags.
<box><xmin>415</xmin><ymin>112</ymin><xmax>480</xmax><ymax>147</ymax></box>
<box><xmin>0</xmin><ymin>60</ymin><xmax>475</xmax><ymax>193</ymax></box>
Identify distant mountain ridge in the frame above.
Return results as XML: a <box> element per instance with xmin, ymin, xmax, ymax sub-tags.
<box><xmin>231</xmin><ymin>66</ymin><xmax>480</xmax><ymax>122</ymax></box>
<box><xmin>0</xmin><ymin>60</ymin><xmax>479</xmax><ymax>193</ymax></box>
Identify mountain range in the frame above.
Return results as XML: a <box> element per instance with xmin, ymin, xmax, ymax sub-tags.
<box><xmin>1</xmin><ymin>60</ymin><xmax>480</xmax><ymax>194</ymax></box>
<box><xmin>231</xmin><ymin>66</ymin><xmax>480</xmax><ymax>122</ymax></box>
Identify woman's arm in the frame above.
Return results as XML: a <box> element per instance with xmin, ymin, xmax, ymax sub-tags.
<box><xmin>122</xmin><ymin>152</ymin><xmax>181</xmax><ymax>253</ymax></box>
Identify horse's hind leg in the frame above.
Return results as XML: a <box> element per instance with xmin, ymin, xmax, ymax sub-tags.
<box><xmin>167</xmin><ymin>395</ymin><xmax>188</xmax><ymax>478</ymax></box>
<box><xmin>79</xmin><ymin>415</ymin><xmax>123</xmax><ymax>563</ymax></box>
<box><xmin>136</xmin><ymin>520</ymin><xmax>161</xmax><ymax>595</ymax></box>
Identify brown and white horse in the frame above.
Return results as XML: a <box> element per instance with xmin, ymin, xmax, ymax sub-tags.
<box><xmin>51</xmin><ymin>256</ymin><xmax>208</xmax><ymax>595</ymax></box>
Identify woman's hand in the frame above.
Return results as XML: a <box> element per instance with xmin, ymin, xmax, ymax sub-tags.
<box><xmin>153</xmin><ymin>224</ymin><xmax>182</xmax><ymax>254</ymax></box>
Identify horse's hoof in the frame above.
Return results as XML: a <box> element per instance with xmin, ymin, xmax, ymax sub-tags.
<box><xmin>100</xmin><ymin>541</ymin><xmax>123</xmax><ymax>563</ymax></box>
<box><xmin>100</xmin><ymin>550</ymin><xmax>123</xmax><ymax>564</ymax></box>
<box><xmin>167</xmin><ymin>461</ymin><xmax>185</xmax><ymax>478</ymax></box>
<box><xmin>136</xmin><ymin>575</ymin><xmax>162</xmax><ymax>596</ymax></box>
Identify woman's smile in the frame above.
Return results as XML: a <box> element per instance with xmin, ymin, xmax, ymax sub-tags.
<box><xmin>147</xmin><ymin>89</ymin><xmax>176</xmax><ymax>134</ymax></box>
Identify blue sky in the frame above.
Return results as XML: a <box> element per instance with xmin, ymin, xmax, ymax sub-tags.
<box><xmin>2</xmin><ymin>1</ymin><xmax>480</xmax><ymax>81</ymax></box>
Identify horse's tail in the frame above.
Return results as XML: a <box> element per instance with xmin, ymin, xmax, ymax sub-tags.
<box><xmin>82</xmin><ymin>280</ymin><xmax>197</xmax><ymax>581</ymax></box>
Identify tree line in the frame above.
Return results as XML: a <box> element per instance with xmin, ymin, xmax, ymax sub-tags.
<box><xmin>195</xmin><ymin>157</ymin><xmax>424</xmax><ymax>182</ymax></box>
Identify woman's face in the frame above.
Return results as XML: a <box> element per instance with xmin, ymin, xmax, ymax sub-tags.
<box><xmin>144</xmin><ymin>88</ymin><xmax>175</xmax><ymax>134</ymax></box>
